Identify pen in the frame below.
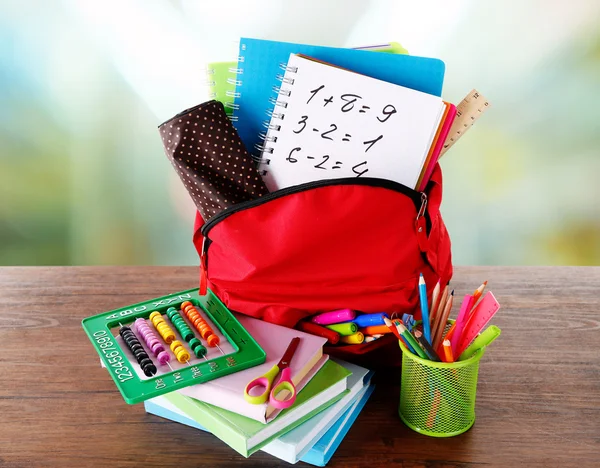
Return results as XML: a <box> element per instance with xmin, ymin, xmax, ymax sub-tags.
<box><xmin>418</xmin><ymin>274</ymin><xmax>431</xmax><ymax>343</ymax></box>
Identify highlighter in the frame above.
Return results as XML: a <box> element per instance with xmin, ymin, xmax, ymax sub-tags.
<box><xmin>340</xmin><ymin>332</ymin><xmax>364</xmax><ymax>344</ymax></box>
<box><xmin>311</xmin><ymin>309</ymin><xmax>356</xmax><ymax>326</ymax></box>
<box><xmin>325</xmin><ymin>322</ymin><xmax>358</xmax><ymax>336</ymax></box>
<box><xmin>353</xmin><ymin>312</ymin><xmax>389</xmax><ymax>328</ymax></box>
<box><xmin>360</xmin><ymin>324</ymin><xmax>392</xmax><ymax>336</ymax></box>
<box><xmin>458</xmin><ymin>325</ymin><xmax>501</xmax><ymax>361</ymax></box>
<box><xmin>296</xmin><ymin>321</ymin><xmax>340</xmax><ymax>345</ymax></box>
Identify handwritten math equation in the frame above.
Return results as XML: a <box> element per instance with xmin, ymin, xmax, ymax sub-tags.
<box><xmin>280</xmin><ymin>84</ymin><xmax>398</xmax><ymax>177</ymax></box>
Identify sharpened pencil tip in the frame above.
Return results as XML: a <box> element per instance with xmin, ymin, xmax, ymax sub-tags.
<box><xmin>450</xmin><ymin>289</ymin><xmax>455</xmax><ymax>295</ymax></box>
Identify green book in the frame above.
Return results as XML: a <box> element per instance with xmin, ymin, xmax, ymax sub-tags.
<box><xmin>166</xmin><ymin>359</ymin><xmax>351</xmax><ymax>457</ymax></box>
<box><xmin>206</xmin><ymin>41</ymin><xmax>408</xmax><ymax>118</ymax></box>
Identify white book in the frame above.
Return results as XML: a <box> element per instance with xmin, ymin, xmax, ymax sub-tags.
<box><xmin>260</xmin><ymin>53</ymin><xmax>444</xmax><ymax>191</ymax></box>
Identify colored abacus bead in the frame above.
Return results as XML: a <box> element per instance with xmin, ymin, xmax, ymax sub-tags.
<box><xmin>166</xmin><ymin>307</ymin><xmax>194</xmax><ymax>342</ymax></box>
<box><xmin>134</xmin><ymin>318</ymin><xmax>171</xmax><ymax>367</ymax></box>
<box><xmin>149</xmin><ymin>311</ymin><xmax>176</xmax><ymax>344</ymax></box>
<box><xmin>170</xmin><ymin>340</ymin><xmax>190</xmax><ymax>363</ymax></box>
<box><xmin>188</xmin><ymin>337</ymin><xmax>207</xmax><ymax>358</ymax></box>
<box><xmin>119</xmin><ymin>325</ymin><xmax>157</xmax><ymax>377</ymax></box>
<box><xmin>181</xmin><ymin>304</ymin><xmax>220</xmax><ymax>347</ymax></box>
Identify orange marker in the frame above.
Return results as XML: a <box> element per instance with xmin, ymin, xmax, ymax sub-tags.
<box><xmin>361</xmin><ymin>324</ymin><xmax>393</xmax><ymax>336</ymax></box>
<box><xmin>442</xmin><ymin>339</ymin><xmax>454</xmax><ymax>363</ymax></box>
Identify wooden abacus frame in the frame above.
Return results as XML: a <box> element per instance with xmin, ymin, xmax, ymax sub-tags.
<box><xmin>82</xmin><ymin>288</ymin><xmax>266</xmax><ymax>404</ymax></box>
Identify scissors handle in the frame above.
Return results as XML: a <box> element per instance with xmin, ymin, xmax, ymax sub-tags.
<box><xmin>244</xmin><ymin>364</ymin><xmax>280</xmax><ymax>405</ymax></box>
<box><xmin>269</xmin><ymin>367</ymin><xmax>297</xmax><ymax>410</ymax></box>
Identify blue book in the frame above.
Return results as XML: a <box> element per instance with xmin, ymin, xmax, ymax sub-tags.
<box><xmin>233</xmin><ymin>37</ymin><xmax>445</xmax><ymax>158</ymax></box>
<box><xmin>144</xmin><ymin>383</ymin><xmax>375</xmax><ymax>466</ymax></box>
<box><xmin>303</xmin><ymin>384</ymin><xmax>375</xmax><ymax>466</ymax></box>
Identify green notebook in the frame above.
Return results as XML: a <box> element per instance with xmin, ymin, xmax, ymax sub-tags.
<box><xmin>166</xmin><ymin>359</ymin><xmax>351</xmax><ymax>457</ymax></box>
<box><xmin>206</xmin><ymin>41</ymin><xmax>408</xmax><ymax>118</ymax></box>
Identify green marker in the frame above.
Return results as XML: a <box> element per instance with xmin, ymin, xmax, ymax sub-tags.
<box><xmin>325</xmin><ymin>322</ymin><xmax>358</xmax><ymax>336</ymax></box>
<box><xmin>458</xmin><ymin>326</ymin><xmax>501</xmax><ymax>361</ymax></box>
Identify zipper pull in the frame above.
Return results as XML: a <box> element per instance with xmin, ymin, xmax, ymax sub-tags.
<box><xmin>199</xmin><ymin>237</ymin><xmax>208</xmax><ymax>296</ymax></box>
<box><xmin>415</xmin><ymin>192</ymin><xmax>429</xmax><ymax>252</ymax></box>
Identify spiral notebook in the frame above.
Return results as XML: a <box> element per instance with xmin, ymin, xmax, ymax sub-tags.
<box><xmin>233</xmin><ymin>38</ymin><xmax>445</xmax><ymax>160</ymax></box>
<box><xmin>259</xmin><ymin>54</ymin><xmax>446</xmax><ymax>191</ymax></box>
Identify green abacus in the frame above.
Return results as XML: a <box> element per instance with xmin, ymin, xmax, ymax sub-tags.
<box><xmin>82</xmin><ymin>288</ymin><xmax>266</xmax><ymax>404</ymax></box>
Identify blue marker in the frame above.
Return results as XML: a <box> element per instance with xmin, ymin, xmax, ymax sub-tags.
<box><xmin>418</xmin><ymin>273</ymin><xmax>431</xmax><ymax>343</ymax></box>
<box><xmin>353</xmin><ymin>312</ymin><xmax>389</xmax><ymax>328</ymax></box>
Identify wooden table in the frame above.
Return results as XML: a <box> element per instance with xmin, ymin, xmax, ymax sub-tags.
<box><xmin>0</xmin><ymin>266</ymin><xmax>598</xmax><ymax>467</ymax></box>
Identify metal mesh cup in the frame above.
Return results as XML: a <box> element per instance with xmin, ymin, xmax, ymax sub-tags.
<box><xmin>398</xmin><ymin>335</ymin><xmax>485</xmax><ymax>437</ymax></box>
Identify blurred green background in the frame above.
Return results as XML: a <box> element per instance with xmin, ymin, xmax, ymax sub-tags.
<box><xmin>1</xmin><ymin>0</ymin><xmax>599</xmax><ymax>266</ymax></box>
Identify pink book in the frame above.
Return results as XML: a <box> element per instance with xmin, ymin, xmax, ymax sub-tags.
<box><xmin>178</xmin><ymin>315</ymin><xmax>328</xmax><ymax>423</ymax></box>
<box><xmin>417</xmin><ymin>103</ymin><xmax>457</xmax><ymax>192</ymax></box>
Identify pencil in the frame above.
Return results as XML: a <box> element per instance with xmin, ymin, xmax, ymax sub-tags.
<box><xmin>442</xmin><ymin>339</ymin><xmax>454</xmax><ymax>362</ymax></box>
<box><xmin>433</xmin><ymin>290</ymin><xmax>454</xmax><ymax>351</ymax></box>
<box><xmin>444</xmin><ymin>281</ymin><xmax>488</xmax><ymax>342</ymax></box>
<box><xmin>472</xmin><ymin>280</ymin><xmax>488</xmax><ymax>305</ymax></box>
<box><xmin>418</xmin><ymin>274</ymin><xmax>431</xmax><ymax>343</ymax></box>
<box><xmin>414</xmin><ymin>330</ymin><xmax>442</xmax><ymax>362</ymax></box>
<box><xmin>429</xmin><ymin>280</ymin><xmax>441</xmax><ymax>323</ymax></box>
<box><xmin>395</xmin><ymin>322</ymin><xmax>428</xmax><ymax>359</ymax></box>
<box><xmin>430</xmin><ymin>285</ymin><xmax>448</xmax><ymax>346</ymax></box>
<box><xmin>385</xmin><ymin>317</ymin><xmax>417</xmax><ymax>354</ymax></box>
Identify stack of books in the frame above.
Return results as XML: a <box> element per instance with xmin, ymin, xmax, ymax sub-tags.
<box><xmin>144</xmin><ymin>315</ymin><xmax>375</xmax><ymax>465</ymax></box>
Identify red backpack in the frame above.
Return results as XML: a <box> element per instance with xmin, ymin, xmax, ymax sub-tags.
<box><xmin>191</xmin><ymin>164</ymin><xmax>452</xmax><ymax>362</ymax></box>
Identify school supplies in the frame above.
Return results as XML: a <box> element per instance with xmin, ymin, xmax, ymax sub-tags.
<box><xmin>418</xmin><ymin>274</ymin><xmax>432</xmax><ymax>343</ymax></box>
<box><xmin>429</xmin><ymin>280</ymin><xmax>441</xmax><ymax>324</ymax></box>
<box><xmin>233</xmin><ymin>37</ymin><xmax>445</xmax><ymax>163</ymax></box>
<box><xmin>472</xmin><ymin>280</ymin><xmax>488</xmax><ymax>304</ymax></box>
<box><xmin>364</xmin><ymin>335</ymin><xmax>383</xmax><ymax>343</ymax></box>
<box><xmin>361</xmin><ymin>324</ymin><xmax>392</xmax><ymax>335</ymax></box>
<box><xmin>395</xmin><ymin>322</ymin><xmax>428</xmax><ymax>360</ymax></box>
<box><xmin>450</xmin><ymin>294</ymin><xmax>474</xmax><ymax>356</ymax></box>
<box><xmin>258</xmin><ymin>53</ymin><xmax>446</xmax><ymax>191</ymax></box>
<box><xmin>296</xmin><ymin>321</ymin><xmax>340</xmax><ymax>345</ymax></box>
<box><xmin>442</xmin><ymin>340</ymin><xmax>454</xmax><ymax>363</ymax></box>
<box><xmin>455</xmin><ymin>292</ymin><xmax>501</xmax><ymax>356</ymax></box>
<box><xmin>416</xmin><ymin>103</ymin><xmax>457</xmax><ymax>192</ymax></box>
<box><xmin>144</xmin><ymin>359</ymin><xmax>375</xmax><ymax>466</ymax></box>
<box><xmin>311</xmin><ymin>309</ymin><xmax>356</xmax><ymax>326</ymax></box>
<box><xmin>245</xmin><ymin>337</ymin><xmax>300</xmax><ymax>409</ymax></box>
<box><xmin>166</xmin><ymin>360</ymin><xmax>351</xmax><ymax>457</ymax></box>
<box><xmin>158</xmin><ymin>100</ymin><xmax>269</xmax><ymax>221</ymax></box>
<box><xmin>440</xmin><ymin>89</ymin><xmax>490</xmax><ymax>157</ymax></box>
<box><xmin>459</xmin><ymin>325</ymin><xmax>501</xmax><ymax>361</ymax></box>
<box><xmin>325</xmin><ymin>322</ymin><xmax>358</xmax><ymax>336</ymax></box>
<box><xmin>413</xmin><ymin>330</ymin><xmax>442</xmax><ymax>362</ymax></box>
<box><xmin>340</xmin><ymin>332</ymin><xmax>364</xmax><ymax>345</ymax></box>
<box><xmin>82</xmin><ymin>288</ymin><xmax>265</xmax><ymax>404</ymax></box>
<box><xmin>432</xmin><ymin>290</ymin><xmax>454</xmax><ymax>350</ymax></box>
<box><xmin>206</xmin><ymin>61</ymin><xmax>237</xmax><ymax>116</ymax></box>
<box><xmin>205</xmin><ymin>43</ymin><xmax>408</xmax><ymax>121</ymax></box>
<box><xmin>353</xmin><ymin>312</ymin><xmax>389</xmax><ymax>328</ymax></box>
<box><xmin>179</xmin><ymin>315</ymin><xmax>327</xmax><ymax>423</ymax></box>
<box><xmin>401</xmin><ymin>313</ymin><xmax>416</xmax><ymax>331</ymax></box>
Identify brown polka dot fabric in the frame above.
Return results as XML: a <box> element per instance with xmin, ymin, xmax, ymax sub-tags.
<box><xmin>159</xmin><ymin>100</ymin><xmax>269</xmax><ymax>222</ymax></box>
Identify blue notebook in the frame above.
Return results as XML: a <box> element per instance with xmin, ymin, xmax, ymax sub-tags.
<box><xmin>144</xmin><ymin>383</ymin><xmax>375</xmax><ymax>466</ymax></box>
<box><xmin>233</xmin><ymin>37</ymin><xmax>445</xmax><ymax>158</ymax></box>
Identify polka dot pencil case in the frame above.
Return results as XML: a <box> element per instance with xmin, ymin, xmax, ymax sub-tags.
<box><xmin>159</xmin><ymin>100</ymin><xmax>269</xmax><ymax>221</ymax></box>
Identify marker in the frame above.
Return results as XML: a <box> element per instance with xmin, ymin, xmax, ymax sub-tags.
<box><xmin>458</xmin><ymin>325</ymin><xmax>501</xmax><ymax>361</ymax></box>
<box><xmin>353</xmin><ymin>312</ymin><xmax>389</xmax><ymax>328</ymax></box>
<box><xmin>418</xmin><ymin>274</ymin><xmax>431</xmax><ymax>343</ymax></box>
<box><xmin>325</xmin><ymin>322</ymin><xmax>358</xmax><ymax>336</ymax></box>
<box><xmin>311</xmin><ymin>309</ymin><xmax>356</xmax><ymax>326</ymax></box>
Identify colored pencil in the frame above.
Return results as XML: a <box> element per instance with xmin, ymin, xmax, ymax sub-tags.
<box><xmin>395</xmin><ymin>322</ymin><xmax>428</xmax><ymax>359</ymax></box>
<box><xmin>383</xmin><ymin>317</ymin><xmax>416</xmax><ymax>354</ymax></box>
<box><xmin>414</xmin><ymin>330</ymin><xmax>442</xmax><ymax>362</ymax></box>
<box><xmin>429</xmin><ymin>280</ymin><xmax>441</xmax><ymax>323</ymax></box>
<box><xmin>433</xmin><ymin>290</ymin><xmax>454</xmax><ymax>350</ymax></box>
<box><xmin>444</xmin><ymin>281</ymin><xmax>487</xmax><ymax>342</ymax></box>
<box><xmin>418</xmin><ymin>274</ymin><xmax>431</xmax><ymax>343</ymax></box>
<box><xmin>442</xmin><ymin>339</ymin><xmax>454</xmax><ymax>362</ymax></box>
<box><xmin>430</xmin><ymin>285</ymin><xmax>448</xmax><ymax>346</ymax></box>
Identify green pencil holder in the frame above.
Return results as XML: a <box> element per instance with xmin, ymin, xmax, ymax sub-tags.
<box><xmin>398</xmin><ymin>338</ymin><xmax>485</xmax><ymax>437</ymax></box>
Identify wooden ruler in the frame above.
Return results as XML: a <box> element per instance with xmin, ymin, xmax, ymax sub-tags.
<box><xmin>440</xmin><ymin>89</ymin><xmax>490</xmax><ymax>157</ymax></box>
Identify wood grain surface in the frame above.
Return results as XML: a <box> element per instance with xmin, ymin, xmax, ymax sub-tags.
<box><xmin>0</xmin><ymin>266</ymin><xmax>598</xmax><ymax>468</ymax></box>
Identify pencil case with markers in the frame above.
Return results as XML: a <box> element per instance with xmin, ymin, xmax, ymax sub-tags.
<box><xmin>160</xmin><ymin>100</ymin><xmax>453</xmax><ymax>365</ymax></box>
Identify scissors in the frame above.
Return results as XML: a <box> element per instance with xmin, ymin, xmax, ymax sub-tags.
<box><xmin>244</xmin><ymin>337</ymin><xmax>300</xmax><ymax>409</ymax></box>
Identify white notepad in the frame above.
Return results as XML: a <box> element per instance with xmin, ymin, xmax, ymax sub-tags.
<box><xmin>260</xmin><ymin>54</ymin><xmax>445</xmax><ymax>191</ymax></box>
